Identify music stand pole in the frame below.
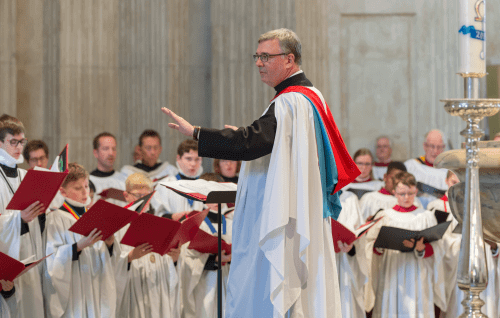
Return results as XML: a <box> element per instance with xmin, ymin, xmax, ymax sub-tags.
<box><xmin>218</xmin><ymin>202</ymin><xmax>222</xmax><ymax>318</ymax></box>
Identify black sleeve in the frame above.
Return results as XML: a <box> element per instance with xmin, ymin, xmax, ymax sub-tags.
<box><xmin>72</xmin><ymin>243</ymin><xmax>82</xmax><ymax>261</ymax></box>
<box><xmin>38</xmin><ymin>213</ymin><xmax>46</xmax><ymax>234</ymax></box>
<box><xmin>127</xmin><ymin>262</ymin><xmax>131</xmax><ymax>271</ymax></box>
<box><xmin>198</xmin><ymin>103</ymin><xmax>277</xmax><ymax>161</ymax></box>
<box><xmin>161</xmin><ymin>213</ymin><xmax>173</xmax><ymax>220</ymax></box>
<box><xmin>203</xmin><ymin>254</ymin><xmax>218</xmax><ymax>271</ymax></box>
<box><xmin>348</xmin><ymin>245</ymin><xmax>356</xmax><ymax>257</ymax></box>
<box><xmin>1</xmin><ymin>286</ymin><xmax>15</xmax><ymax>299</ymax></box>
<box><xmin>21</xmin><ymin>221</ymin><xmax>30</xmax><ymax>235</ymax></box>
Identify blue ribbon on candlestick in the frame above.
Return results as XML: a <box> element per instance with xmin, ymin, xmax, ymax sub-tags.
<box><xmin>459</xmin><ymin>25</ymin><xmax>485</xmax><ymax>41</ymax></box>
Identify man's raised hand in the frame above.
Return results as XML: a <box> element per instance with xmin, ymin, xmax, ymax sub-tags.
<box><xmin>161</xmin><ymin>108</ymin><xmax>195</xmax><ymax>137</ymax></box>
<box><xmin>128</xmin><ymin>243</ymin><xmax>154</xmax><ymax>262</ymax></box>
<box><xmin>21</xmin><ymin>201</ymin><xmax>45</xmax><ymax>223</ymax></box>
<box><xmin>77</xmin><ymin>228</ymin><xmax>102</xmax><ymax>252</ymax></box>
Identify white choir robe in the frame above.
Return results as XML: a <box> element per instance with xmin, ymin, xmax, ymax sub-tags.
<box><xmin>359</xmin><ymin>190</ymin><xmax>423</xmax><ymax>222</ymax></box>
<box><xmin>113</xmin><ymin>225</ymin><xmax>180</xmax><ymax>318</ymax></box>
<box><xmin>404</xmin><ymin>159</ymin><xmax>448</xmax><ymax>208</ymax></box>
<box><xmin>362</xmin><ymin>207</ymin><xmax>447</xmax><ymax>318</ymax></box>
<box><xmin>372</xmin><ymin>166</ymin><xmax>387</xmax><ymax>181</ymax></box>
<box><xmin>336</xmin><ymin>192</ymin><xmax>368</xmax><ymax>318</ymax></box>
<box><xmin>121</xmin><ymin>162</ymin><xmax>178</xmax><ymax>181</ymax></box>
<box><xmin>427</xmin><ymin>198</ymin><xmax>499</xmax><ymax>318</ymax></box>
<box><xmin>225</xmin><ymin>88</ymin><xmax>342</xmax><ymax>318</ymax></box>
<box><xmin>151</xmin><ymin>175</ymin><xmax>204</xmax><ymax>217</ymax></box>
<box><xmin>0</xmin><ymin>168</ymin><xmax>45</xmax><ymax>318</ymax></box>
<box><xmin>343</xmin><ymin>180</ymin><xmax>384</xmax><ymax>193</ymax></box>
<box><xmin>43</xmin><ymin>209</ymin><xmax>117</xmax><ymax>318</ymax></box>
<box><xmin>0</xmin><ymin>296</ymin><xmax>11</xmax><ymax>318</ymax></box>
<box><xmin>89</xmin><ymin>171</ymin><xmax>127</xmax><ymax>207</ymax></box>
<box><xmin>177</xmin><ymin>217</ymin><xmax>232</xmax><ymax>318</ymax></box>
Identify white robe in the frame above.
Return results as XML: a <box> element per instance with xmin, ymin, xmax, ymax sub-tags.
<box><xmin>372</xmin><ymin>165</ymin><xmax>387</xmax><ymax>181</ymax></box>
<box><xmin>177</xmin><ymin>217</ymin><xmax>232</xmax><ymax>318</ymax></box>
<box><xmin>89</xmin><ymin>171</ymin><xmax>127</xmax><ymax>207</ymax></box>
<box><xmin>0</xmin><ymin>168</ymin><xmax>45</xmax><ymax>318</ymax></box>
<box><xmin>225</xmin><ymin>88</ymin><xmax>341</xmax><ymax>318</ymax></box>
<box><xmin>151</xmin><ymin>175</ymin><xmax>204</xmax><ymax>217</ymax></box>
<box><xmin>427</xmin><ymin>198</ymin><xmax>499</xmax><ymax>318</ymax></box>
<box><xmin>121</xmin><ymin>162</ymin><xmax>178</xmax><ymax>181</ymax></box>
<box><xmin>363</xmin><ymin>208</ymin><xmax>447</xmax><ymax>318</ymax></box>
<box><xmin>359</xmin><ymin>190</ymin><xmax>423</xmax><ymax>222</ymax></box>
<box><xmin>342</xmin><ymin>180</ymin><xmax>384</xmax><ymax>200</ymax></box>
<box><xmin>113</xmin><ymin>225</ymin><xmax>180</xmax><ymax>318</ymax></box>
<box><xmin>43</xmin><ymin>209</ymin><xmax>116</xmax><ymax>318</ymax></box>
<box><xmin>404</xmin><ymin>159</ymin><xmax>448</xmax><ymax>208</ymax></box>
<box><xmin>0</xmin><ymin>296</ymin><xmax>11</xmax><ymax>318</ymax></box>
<box><xmin>336</xmin><ymin>192</ymin><xmax>368</xmax><ymax>318</ymax></box>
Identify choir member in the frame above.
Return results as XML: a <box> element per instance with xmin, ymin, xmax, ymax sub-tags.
<box><xmin>335</xmin><ymin>191</ymin><xmax>368</xmax><ymax>318</ymax></box>
<box><xmin>89</xmin><ymin>132</ymin><xmax>127</xmax><ymax>206</ymax></box>
<box><xmin>372</xmin><ymin>136</ymin><xmax>392</xmax><ymax>180</ymax></box>
<box><xmin>429</xmin><ymin>171</ymin><xmax>499</xmax><ymax>318</ymax></box>
<box><xmin>404</xmin><ymin>129</ymin><xmax>448</xmax><ymax>208</ymax></box>
<box><xmin>0</xmin><ymin>280</ymin><xmax>14</xmax><ymax>317</ymax></box>
<box><xmin>213</xmin><ymin>159</ymin><xmax>240</xmax><ymax>183</ymax></box>
<box><xmin>162</xmin><ymin>28</ymin><xmax>358</xmax><ymax>317</ymax></box>
<box><xmin>43</xmin><ymin>163</ymin><xmax>117</xmax><ymax>318</ymax></box>
<box><xmin>343</xmin><ymin>148</ymin><xmax>384</xmax><ymax>199</ymax></box>
<box><xmin>0</xmin><ymin>120</ymin><xmax>45</xmax><ymax>318</ymax></box>
<box><xmin>359</xmin><ymin>161</ymin><xmax>422</xmax><ymax>221</ymax></box>
<box><xmin>363</xmin><ymin>172</ymin><xmax>446</xmax><ymax>317</ymax></box>
<box><xmin>22</xmin><ymin>140</ymin><xmax>49</xmax><ymax>169</ymax></box>
<box><xmin>114</xmin><ymin>173</ymin><xmax>180</xmax><ymax>318</ymax></box>
<box><xmin>151</xmin><ymin>140</ymin><xmax>204</xmax><ymax>220</ymax></box>
<box><xmin>121</xmin><ymin>130</ymin><xmax>177</xmax><ymax>181</ymax></box>
<box><xmin>177</xmin><ymin>172</ymin><xmax>232</xmax><ymax>318</ymax></box>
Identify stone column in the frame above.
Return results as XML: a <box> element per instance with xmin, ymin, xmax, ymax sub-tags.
<box><xmin>0</xmin><ymin>0</ymin><xmax>17</xmax><ymax>116</ymax></box>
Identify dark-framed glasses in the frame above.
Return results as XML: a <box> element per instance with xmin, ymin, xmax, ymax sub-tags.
<box><xmin>7</xmin><ymin>138</ymin><xmax>28</xmax><ymax>147</ymax></box>
<box><xmin>253</xmin><ymin>53</ymin><xmax>288</xmax><ymax>63</ymax></box>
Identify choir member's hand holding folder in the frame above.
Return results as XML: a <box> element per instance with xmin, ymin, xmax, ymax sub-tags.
<box><xmin>120</xmin><ymin>209</ymin><xmax>209</xmax><ymax>255</ymax></box>
<box><xmin>0</xmin><ymin>252</ymin><xmax>52</xmax><ymax>291</ymax></box>
<box><xmin>5</xmin><ymin>167</ymin><xmax>68</xmax><ymax>212</ymax></box>
<box><xmin>331</xmin><ymin>217</ymin><xmax>383</xmax><ymax>253</ymax></box>
<box><xmin>188</xmin><ymin>228</ymin><xmax>232</xmax><ymax>255</ymax></box>
<box><xmin>160</xmin><ymin>179</ymin><xmax>238</xmax><ymax>202</ymax></box>
<box><xmin>373</xmin><ymin>221</ymin><xmax>452</xmax><ymax>252</ymax></box>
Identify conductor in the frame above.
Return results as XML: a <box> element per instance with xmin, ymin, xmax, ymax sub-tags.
<box><xmin>162</xmin><ymin>28</ymin><xmax>360</xmax><ymax>318</ymax></box>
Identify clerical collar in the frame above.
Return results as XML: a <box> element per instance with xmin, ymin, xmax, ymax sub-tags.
<box><xmin>60</xmin><ymin>200</ymin><xmax>87</xmax><ymax>218</ymax></box>
<box><xmin>0</xmin><ymin>164</ymin><xmax>18</xmax><ymax>178</ymax></box>
<box><xmin>392</xmin><ymin>205</ymin><xmax>417</xmax><ymax>212</ymax></box>
<box><xmin>379</xmin><ymin>188</ymin><xmax>392</xmax><ymax>195</ymax></box>
<box><xmin>221</xmin><ymin>175</ymin><xmax>238</xmax><ymax>183</ymax></box>
<box><xmin>417</xmin><ymin>156</ymin><xmax>434</xmax><ymax>167</ymax></box>
<box><xmin>274</xmin><ymin>72</ymin><xmax>313</xmax><ymax>95</ymax></box>
<box><xmin>374</xmin><ymin>161</ymin><xmax>391</xmax><ymax>167</ymax></box>
<box><xmin>90</xmin><ymin>169</ymin><xmax>115</xmax><ymax>178</ymax></box>
<box><xmin>134</xmin><ymin>162</ymin><xmax>162</xmax><ymax>173</ymax></box>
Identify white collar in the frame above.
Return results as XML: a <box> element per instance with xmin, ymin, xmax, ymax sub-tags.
<box><xmin>176</xmin><ymin>162</ymin><xmax>203</xmax><ymax>178</ymax></box>
<box><xmin>65</xmin><ymin>196</ymin><xmax>92</xmax><ymax>208</ymax></box>
<box><xmin>0</xmin><ymin>149</ymin><xmax>24</xmax><ymax>168</ymax></box>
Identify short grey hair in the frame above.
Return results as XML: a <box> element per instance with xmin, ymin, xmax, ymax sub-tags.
<box><xmin>258</xmin><ymin>28</ymin><xmax>302</xmax><ymax>65</ymax></box>
<box><xmin>424</xmin><ymin>129</ymin><xmax>448</xmax><ymax>148</ymax></box>
<box><xmin>376</xmin><ymin>135</ymin><xmax>392</xmax><ymax>147</ymax></box>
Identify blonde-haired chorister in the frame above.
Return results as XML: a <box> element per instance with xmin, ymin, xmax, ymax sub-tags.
<box><xmin>113</xmin><ymin>172</ymin><xmax>180</xmax><ymax>318</ymax></box>
<box><xmin>43</xmin><ymin>163</ymin><xmax>117</xmax><ymax>318</ymax></box>
<box><xmin>361</xmin><ymin>171</ymin><xmax>447</xmax><ymax>318</ymax></box>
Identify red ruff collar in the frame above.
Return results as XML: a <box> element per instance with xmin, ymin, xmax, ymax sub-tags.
<box><xmin>379</xmin><ymin>188</ymin><xmax>392</xmax><ymax>195</ymax></box>
<box><xmin>393</xmin><ymin>205</ymin><xmax>417</xmax><ymax>212</ymax></box>
<box><xmin>353</xmin><ymin>178</ymin><xmax>371</xmax><ymax>183</ymax></box>
<box><xmin>374</xmin><ymin>162</ymin><xmax>391</xmax><ymax>167</ymax></box>
<box><xmin>419</xmin><ymin>156</ymin><xmax>434</xmax><ymax>167</ymax></box>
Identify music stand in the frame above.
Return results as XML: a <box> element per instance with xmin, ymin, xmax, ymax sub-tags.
<box><xmin>166</xmin><ymin>188</ymin><xmax>236</xmax><ymax>318</ymax></box>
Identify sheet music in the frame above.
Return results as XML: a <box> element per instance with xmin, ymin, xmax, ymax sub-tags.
<box><xmin>160</xmin><ymin>179</ymin><xmax>237</xmax><ymax>196</ymax></box>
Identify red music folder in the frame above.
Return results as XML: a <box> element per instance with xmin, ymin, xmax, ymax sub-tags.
<box><xmin>0</xmin><ymin>252</ymin><xmax>52</xmax><ymax>291</ymax></box>
<box><xmin>120</xmin><ymin>210</ymin><xmax>209</xmax><ymax>255</ymax></box>
<box><xmin>69</xmin><ymin>199</ymin><xmax>139</xmax><ymax>241</ymax></box>
<box><xmin>331</xmin><ymin>217</ymin><xmax>383</xmax><ymax>253</ymax></box>
<box><xmin>188</xmin><ymin>228</ymin><xmax>232</xmax><ymax>255</ymax></box>
<box><xmin>98</xmin><ymin>188</ymin><xmax>126</xmax><ymax>202</ymax></box>
<box><xmin>6</xmin><ymin>170</ymin><xmax>68</xmax><ymax>211</ymax></box>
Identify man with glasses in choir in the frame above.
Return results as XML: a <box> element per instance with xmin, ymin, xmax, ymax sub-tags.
<box><xmin>23</xmin><ymin>140</ymin><xmax>50</xmax><ymax>170</ymax></box>
<box><xmin>404</xmin><ymin>129</ymin><xmax>448</xmax><ymax>208</ymax></box>
<box><xmin>372</xmin><ymin>136</ymin><xmax>393</xmax><ymax>180</ymax></box>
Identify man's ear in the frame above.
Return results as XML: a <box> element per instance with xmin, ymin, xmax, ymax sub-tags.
<box><xmin>176</xmin><ymin>154</ymin><xmax>181</xmax><ymax>162</ymax></box>
<box><xmin>93</xmin><ymin>149</ymin><xmax>98</xmax><ymax>159</ymax></box>
<box><xmin>59</xmin><ymin>186</ymin><xmax>66</xmax><ymax>197</ymax></box>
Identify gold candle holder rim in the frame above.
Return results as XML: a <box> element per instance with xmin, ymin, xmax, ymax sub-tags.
<box><xmin>458</xmin><ymin>72</ymin><xmax>488</xmax><ymax>78</ymax></box>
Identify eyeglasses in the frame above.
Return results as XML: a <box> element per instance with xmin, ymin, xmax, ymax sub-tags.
<box><xmin>5</xmin><ymin>138</ymin><xmax>28</xmax><ymax>147</ymax></box>
<box><xmin>253</xmin><ymin>53</ymin><xmax>288</xmax><ymax>63</ymax></box>
<box><xmin>395</xmin><ymin>191</ymin><xmax>417</xmax><ymax>197</ymax></box>
<box><xmin>29</xmin><ymin>155</ymin><xmax>47</xmax><ymax>164</ymax></box>
<box><xmin>127</xmin><ymin>191</ymin><xmax>151</xmax><ymax>199</ymax></box>
<box><xmin>355</xmin><ymin>162</ymin><xmax>372</xmax><ymax>167</ymax></box>
<box><xmin>424</xmin><ymin>143</ymin><xmax>445</xmax><ymax>151</ymax></box>
<box><xmin>376</xmin><ymin>145</ymin><xmax>390</xmax><ymax>149</ymax></box>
